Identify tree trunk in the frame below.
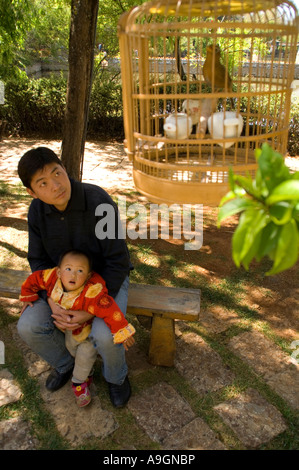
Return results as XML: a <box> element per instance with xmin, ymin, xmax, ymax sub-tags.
<box><xmin>61</xmin><ymin>0</ymin><xmax>99</xmax><ymax>180</ymax></box>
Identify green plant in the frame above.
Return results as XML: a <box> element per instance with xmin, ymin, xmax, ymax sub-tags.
<box><xmin>218</xmin><ymin>143</ymin><xmax>299</xmax><ymax>275</ymax></box>
<box><xmin>288</xmin><ymin>99</ymin><xmax>299</xmax><ymax>156</ymax></box>
<box><xmin>0</xmin><ymin>71</ymin><xmax>126</xmax><ymax>138</ymax></box>
<box><xmin>1</xmin><ymin>74</ymin><xmax>66</xmax><ymax>135</ymax></box>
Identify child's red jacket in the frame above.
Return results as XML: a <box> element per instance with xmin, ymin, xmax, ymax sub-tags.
<box><xmin>19</xmin><ymin>268</ymin><xmax>135</xmax><ymax>344</ymax></box>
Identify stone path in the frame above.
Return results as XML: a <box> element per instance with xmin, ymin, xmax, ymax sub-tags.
<box><xmin>1</xmin><ymin>319</ymin><xmax>298</xmax><ymax>450</ymax></box>
<box><xmin>0</xmin><ymin>138</ymin><xmax>298</xmax><ymax>450</ymax></box>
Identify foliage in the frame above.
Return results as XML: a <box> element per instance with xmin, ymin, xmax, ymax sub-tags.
<box><xmin>96</xmin><ymin>0</ymin><xmax>144</xmax><ymax>57</ymax></box>
<box><xmin>288</xmin><ymin>99</ymin><xmax>299</xmax><ymax>157</ymax></box>
<box><xmin>0</xmin><ymin>71</ymin><xmax>125</xmax><ymax>138</ymax></box>
<box><xmin>0</xmin><ymin>0</ymin><xmax>32</xmax><ymax>78</ymax></box>
<box><xmin>218</xmin><ymin>143</ymin><xmax>299</xmax><ymax>276</ymax></box>
<box><xmin>21</xmin><ymin>0</ymin><xmax>70</xmax><ymax>65</ymax></box>
<box><xmin>0</xmin><ymin>73</ymin><xmax>67</xmax><ymax>135</ymax></box>
<box><xmin>0</xmin><ymin>0</ymin><xmax>141</xmax><ymax>79</ymax></box>
<box><xmin>0</xmin><ymin>0</ymin><xmax>70</xmax><ymax>79</ymax></box>
<box><xmin>88</xmin><ymin>66</ymin><xmax>124</xmax><ymax>137</ymax></box>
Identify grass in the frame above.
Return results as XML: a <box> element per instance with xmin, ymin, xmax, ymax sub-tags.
<box><xmin>0</xmin><ymin>183</ymin><xmax>298</xmax><ymax>451</ymax></box>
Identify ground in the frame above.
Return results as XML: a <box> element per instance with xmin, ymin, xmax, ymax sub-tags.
<box><xmin>0</xmin><ymin>137</ymin><xmax>298</xmax><ymax>451</ymax></box>
<box><xmin>2</xmin><ymin>137</ymin><xmax>297</xmax><ymax>342</ymax></box>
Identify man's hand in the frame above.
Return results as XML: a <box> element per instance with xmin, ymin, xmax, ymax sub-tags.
<box><xmin>48</xmin><ymin>298</ymin><xmax>93</xmax><ymax>331</ymax></box>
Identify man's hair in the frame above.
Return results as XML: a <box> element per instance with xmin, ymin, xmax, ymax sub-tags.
<box><xmin>58</xmin><ymin>249</ymin><xmax>93</xmax><ymax>271</ymax></box>
<box><xmin>18</xmin><ymin>147</ymin><xmax>63</xmax><ymax>189</ymax></box>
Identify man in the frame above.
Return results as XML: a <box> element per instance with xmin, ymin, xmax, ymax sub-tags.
<box><xmin>17</xmin><ymin>146</ymin><xmax>133</xmax><ymax>407</ymax></box>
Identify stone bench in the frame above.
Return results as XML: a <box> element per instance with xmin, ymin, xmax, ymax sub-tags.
<box><xmin>0</xmin><ymin>268</ymin><xmax>200</xmax><ymax>367</ymax></box>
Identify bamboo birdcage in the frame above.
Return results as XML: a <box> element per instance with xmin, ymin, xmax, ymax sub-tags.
<box><xmin>118</xmin><ymin>0</ymin><xmax>298</xmax><ymax>205</ymax></box>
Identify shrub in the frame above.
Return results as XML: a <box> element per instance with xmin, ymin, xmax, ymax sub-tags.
<box><xmin>0</xmin><ymin>69</ymin><xmax>125</xmax><ymax>139</ymax></box>
<box><xmin>288</xmin><ymin>100</ymin><xmax>299</xmax><ymax>156</ymax></box>
<box><xmin>0</xmin><ymin>73</ymin><xmax>67</xmax><ymax>136</ymax></box>
<box><xmin>88</xmin><ymin>67</ymin><xmax>124</xmax><ymax>138</ymax></box>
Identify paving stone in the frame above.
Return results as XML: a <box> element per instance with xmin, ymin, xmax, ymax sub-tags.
<box><xmin>229</xmin><ymin>330</ymin><xmax>294</xmax><ymax>377</ymax></box>
<box><xmin>6</xmin><ymin>325</ymin><xmax>119</xmax><ymax>446</ymax></box>
<box><xmin>37</xmin><ymin>372</ymin><xmax>118</xmax><ymax>446</ymax></box>
<box><xmin>175</xmin><ymin>332</ymin><xmax>234</xmax><ymax>394</ymax></box>
<box><xmin>229</xmin><ymin>330</ymin><xmax>299</xmax><ymax>409</ymax></box>
<box><xmin>214</xmin><ymin>388</ymin><xmax>287</xmax><ymax>448</ymax></box>
<box><xmin>162</xmin><ymin>417</ymin><xmax>227</xmax><ymax>450</ymax></box>
<box><xmin>0</xmin><ymin>368</ymin><xmax>22</xmax><ymax>406</ymax></box>
<box><xmin>0</xmin><ymin>417</ymin><xmax>39</xmax><ymax>450</ymax></box>
<box><xmin>128</xmin><ymin>382</ymin><xmax>196</xmax><ymax>443</ymax></box>
<box><xmin>265</xmin><ymin>369</ymin><xmax>299</xmax><ymax>410</ymax></box>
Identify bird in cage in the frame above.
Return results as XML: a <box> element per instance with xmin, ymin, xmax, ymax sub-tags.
<box><xmin>182</xmin><ymin>98</ymin><xmax>217</xmax><ymax>138</ymax></box>
<box><xmin>203</xmin><ymin>44</ymin><xmax>234</xmax><ymax>109</ymax></box>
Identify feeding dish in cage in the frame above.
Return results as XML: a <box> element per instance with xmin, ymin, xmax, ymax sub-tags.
<box><xmin>182</xmin><ymin>98</ymin><xmax>217</xmax><ymax>138</ymax></box>
<box><xmin>208</xmin><ymin>112</ymin><xmax>244</xmax><ymax>149</ymax></box>
<box><xmin>118</xmin><ymin>0</ymin><xmax>299</xmax><ymax>206</ymax></box>
<box><xmin>164</xmin><ymin>113</ymin><xmax>193</xmax><ymax>139</ymax></box>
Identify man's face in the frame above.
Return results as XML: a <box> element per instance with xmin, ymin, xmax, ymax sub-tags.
<box><xmin>27</xmin><ymin>163</ymin><xmax>71</xmax><ymax>211</ymax></box>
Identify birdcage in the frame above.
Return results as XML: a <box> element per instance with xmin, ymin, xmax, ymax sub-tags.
<box><xmin>118</xmin><ymin>0</ymin><xmax>298</xmax><ymax>205</ymax></box>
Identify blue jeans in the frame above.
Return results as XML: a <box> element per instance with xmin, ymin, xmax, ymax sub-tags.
<box><xmin>17</xmin><ymin>276</ymin><xmax>130</xmax><ymax>385</ymax></box>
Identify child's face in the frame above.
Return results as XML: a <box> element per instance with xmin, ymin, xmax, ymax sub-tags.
<box><xmin>26</xmin><ymin>162</ymin><xmax>71</xmax><ymax>212</ymax></box>
<box><xmin>57</xmin><ymin>253</ymin><xmax>90</xmax><ymax>292</ymax></box>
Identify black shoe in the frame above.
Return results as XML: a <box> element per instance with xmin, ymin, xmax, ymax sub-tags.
<box><xmin>107</xmin><ymin>376</ymin><xmax>131</xmax><ymax>408</ymax></box>
<box><xmin>46</xmin><ymin>368</ymin><xmax>73</xmax><ymax>392</ymax></box>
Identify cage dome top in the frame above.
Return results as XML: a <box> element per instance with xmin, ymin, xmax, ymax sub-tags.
<box><xmin>127</xmin><ymin>0</ymin><xmax>298</xmax><ymax>19</ymax></box>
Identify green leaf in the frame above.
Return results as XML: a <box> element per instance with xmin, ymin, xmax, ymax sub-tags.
<box><xmin>256</xmin><ymin>222</ymin><xmax>281</xmax><ymax>260</ymax></box>
<box><xmin>269</xmin><ymin>201</ymin><xmax>294</xmax><ymax>225</ymax></box>
<box><xmin>241</xmin><ymin>229</ymin><xmax>263</xmax><ymax>270</ymax></box>
<box><xmin>218</xmin><ymin>191</ymin><xmax>237</xmax><ymax>208</ymax></box>
<box><xmin>239</xmin><ymin>209</ymin><xmax>269</xmax><ymax>263</ymax></box>
<box><xmin>266</xmin><ymin>180</ymin><xmax>299</xmax><ymax>205</ymax></box>
<box><xmin>256</xmin><ymin>143</ymin><xmax>291</xmax><ymax>193</ymax></box>
<box><xmin>217</xmin><ymin>197</ymin><xmax>254</xmax><ymax>226</ymax></box>
<box><xmin>233</xmin><ymin>174</ymin><xmax>262</xmax><ymax>200</ymax></box>
<box><xmin>232</xmin><ymin>208</ymin><xmax>269</xmax><ymax>269</ymax></box>
<box><xmin>293</xmin><ymin>203</ymin><xmax>299</xmax><ymax>222</ymax></box>
<box><xmin>228</xmin><ymin>166</ymin><xmax>235</xmax><ymax>191</ymax></box>
<box><xmin>254</xmin><ymin>167</ymin><xmax>269</xmax><ymax>197</ymax></box>
<box><xmin>266</xmin><ymin>219</ymin><xmax>299</xmax><ymax>275</ymax></box>
<box><xmin>232</xmin><ymin>212</ymin><xmax>251</xmax><ymax>268</ymax></box>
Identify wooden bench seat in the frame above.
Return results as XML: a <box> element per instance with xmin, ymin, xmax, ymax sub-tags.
<box><xmin>0</xmin><ymin>268</ymin><xmax>200</xmax><ymax>366</ymax></box>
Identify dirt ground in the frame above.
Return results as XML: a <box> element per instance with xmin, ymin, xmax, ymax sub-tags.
<box><xmin>0</xmin><ymin>137</ymin><xmax>298</xmax><ymax>450</ymax></box>
<box><xmin>1</xmin><ymin>137</ymin><xmax>298</xmax><ymax>343</ymax></box>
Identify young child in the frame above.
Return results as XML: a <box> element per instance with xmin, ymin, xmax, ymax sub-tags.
<box><xmin>19</xmin><ymin>249</ymin><xmax>135</xmax><ymax>407</ymax></box>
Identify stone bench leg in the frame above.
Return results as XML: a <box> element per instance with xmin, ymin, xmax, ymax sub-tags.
<box><xmin>148</xmin><ymin>314</ymin><xmax>176</xmax><ymax>367</ymax></box>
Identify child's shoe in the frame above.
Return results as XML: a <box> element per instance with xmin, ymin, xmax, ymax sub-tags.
<box><xmin>72</xmin><ymin>382</ymin><xmax>91</xmax><ymax>407</ymax></box>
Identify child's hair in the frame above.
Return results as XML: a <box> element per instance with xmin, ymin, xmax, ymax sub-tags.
<box><xmin>58</xmin><ymin>249</ymin><xmax>93</xmax><ymax>271</ymax></box>
<box><xmin>18</xmin><ymin>147</ymin><xmax>63</xmax><ymax>189</ymax></box>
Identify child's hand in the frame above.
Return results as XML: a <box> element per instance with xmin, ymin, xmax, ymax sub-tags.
<box><xmin>20</xmin><ymin>301</ymin><xmax>34</xmax><ymax>315</ymax></box>
<box><xmin>123</xmin><ymin>336</ymin><xmax>135</xmax><ymax>351</ymax></box>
